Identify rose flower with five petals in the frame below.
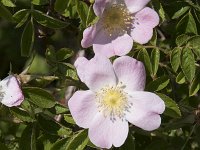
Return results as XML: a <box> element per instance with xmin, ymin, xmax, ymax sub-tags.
<box><xmin>81</xmin><ymin>0</ymin><xmax>160</xmax><ymax>58</ymax></box>
<box><xmin>68</xmin><ymin>55</ymin><xmax>165</xmax><ymax>149</ymax></box>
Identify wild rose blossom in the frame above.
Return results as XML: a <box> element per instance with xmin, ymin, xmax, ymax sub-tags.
<box><xmin>0</xmin><ymin>75</ymin><xmax>24</xmax><ymax>107</ymax></box>
<box><xmin>68</xmin><ymin>55</ymin><xmax>165</xmax><ymax>149</ymax></box>
<box><xmin>81</xmin><ymin>0</ymin><xmax>160</xmax><ymax>58</ymax></box>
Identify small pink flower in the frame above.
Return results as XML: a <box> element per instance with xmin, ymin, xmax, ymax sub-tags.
<box><xmin>81</xmin><ymin>0</ymin><xmax>159</xmax><ymax>58</ymax></box>
<box><xmin>0</xmin><ymin>75</ymin><xmax>24</xmax><ymax>107</ymax></box>
<box><xmin>68</xmin><ymin>55</ymin><xmax>165</xmax><ymax>149</ymax></box>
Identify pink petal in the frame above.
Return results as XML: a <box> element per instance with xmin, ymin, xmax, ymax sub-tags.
<box><xmin>131</xmin><ymin>7</ymin><xmax>159</xmax><ymax>44</ymax></box>
<box><xmin>113</xmin><ymin>56</ymin><xmax>146</xmax><ymax>92</ymax></box>
<box><xmin>89</xmin><ymin>113</ymin><xmax>128</xmax><ymax>149</ymax></box>
<box><xmin>0</xmin><ymin>75</ymin><xmax>24</xmax><ymax>107</ymax></box>
<box><xmin>126</xmin><ymin>91</ymin><xmax>165</xmax><ymax>131</ymax></box>
<box><xmin>135</xmin><ymin>7</ymin><xmax>159</xmax><ymax>28</ymax></box>
<box><xmin>93</xmin><ymin>30</ymin><xmax>133</xmax><ymax>58</ymax></box>
<box><xmin>81</xmin><ymin>24</ymin><xmax>100</xmax><ymax>48</ymax></box>
<box><xmin>68</xmin><ymin>90</ymin><xmax>98</xmax><ymax>128</ymax></box>
<box><xmin>124</xmin><ymin>0</ymin><xmax>151</xmax><ymax>13</ymax></box>
<box><xmin>113</xmin><ymin>34</ymin><xmax>133</xmax><ymax>56</ymax></box>
<box><xmin>74</xmin><ymin>55</ymin><xmax>117</xmax><ymax>91</ymax></box>
<box><xmin>131</xmin><ymin>25</ymin><xmax>153</xmax><ymax>44</ymax></box>
<box><xmin>93</xmin><ymin>0</ymin><xmax>109</xmax><ymax>16</ymax></box>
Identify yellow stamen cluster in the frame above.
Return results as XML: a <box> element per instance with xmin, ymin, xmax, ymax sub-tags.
<box><xmin>101</xmin><ymin>3</ymin><xmax>133</xmax><ymax>36</ymax></box>
<box><xmin>96</xmin><ymin>84</ymin><xmax>132</xmax><ymax>122</ymax></box>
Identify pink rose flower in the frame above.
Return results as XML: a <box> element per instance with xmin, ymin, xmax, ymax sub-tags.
<box><xmin>81</xmin><ymin>0</ymin><xmax>159</xmax><ymax>58</ymax></box>
<box><xmin>68</xmin><ymin>55</ymin><xmax>165</xmax><ymax>149</ymax></box>
<box><xmin>0</xmin><ymin>75</ymin><xmax>24</xmax><ymax>107</ymax></box>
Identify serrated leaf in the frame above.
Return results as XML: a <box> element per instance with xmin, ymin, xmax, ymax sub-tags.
<box><xmin>176</xmin><ymin>34</ymin><xmax>190</xmax><ymax>46</ymax></box>
<box><xmin>37</xmin><ymin>115</ymin><xmax>72</xmax><ymax>136</ymax></box>
<box><xmin>23</xmin><ymin>87</ymin><xmax>56</xmax><ymax>108</ymax></box>
<box><xmin>66</xmin><ymin>130</ymin><xmax>89</xmax><ymax>150</ymax></box>
<box><xmin>151</xmin><ymin>48</ymin><xmax>160</xmax><ymax>76</ymax></box>
<box><xmin>1</xmin><ymin>0</ymin><xmax>16</xmax><ymax>7</ymax></box>
<box><xmin>56</xmin><ymin>48</ymin><xmax>74</xmax><ymax>61</ymax></box>
<box><xmin>181</xmin><ymin>47</ymin><xmax>195</xmax><ymax>82</ymax></box>
<box><xmin>138</xmin><ymin>48</ymin><xmax>152</xmax><ymax>75</ymax></box>
<box><xmin>187</xmin><ymin>36</ymin><xmax>200</xmax><ymax>58</ymax></box>
<box><xmin>172</xmin><ymin>6</ymin><xmax>190</xmax><ymax>19</ymax></box>
<box><xmin>19</xmin><ymin>125</ymin><xmax>37</xmax><ymax>150</ymax></box>
<box><xmin>189</xmin><ymin>75</ymin><xmax>200</xmax><ymax>96</ymax></box>
<box><xmin>152</xmin><ymin>0</ymin><xmax>166</xmax><ymax>22</ymax></box>
<box><xmin>156</xmin><ymin>93</ymin><xmax>181</xmax><ymax>118</ymax></box>
<box><xmin>51</xmin><ymin>138</ymin><xmax>70</xmax><ymax>150</ymax></box>
<box><xmin>76</xmin><ymin>1</ymin><xmax>89</xmax><ymax>27</ymax></box>
<box><xmin>32</xmin><ymin>10</ymin><xmax>68</xmax><ymax>29</ymax></box>
<box><xmin>32</xmin><ymin>0</ymin><xmax>48</xmax><ymax>5</ymax></box>
<box><xmin>13</xmin><ymin>9</ymin><xmax>30</xmax><ymax>28</ymax></box>
<box><xmin>0</xmin><ymin>2</ymin><xmax>14</xmax><ymax>22</ymax></box>
<box><xmin>187</xmin><ymin>35</ymin><xmax>200</xmax><ymax>49</ymax></box>
<box><xmin>21</xmin><ymin>20</ymin><xmax>35</xmax><ymax>57</ymax></box>
<box><xmin>64</xmin><ymin>114</ymin><xmax>75</xmax><ymax>124</ymax></box>
<box><xmin>10</xmin><ymin>107</ymin><xmax>34</xmax><ymax>122</ymax></box>
<box><xmin>176</xmin><ymin>12</ymin><xmax>197</xmax><ymax>34</ymax></box>
<box><xmin>146</xmin><ymin>76</ymin><xmax>170</xmax><ymax>92</ymax></box>
<box><xmin>54</xmin><ymin>0</ymin><xmax>69</xmax><ymax>13</ymax></box>
<box><xmin>170</xmin><ymin>47</ymin><xmax>181</xmax><ymax>72</ymax></box>
<box><xmin>54</xmin><ymin>103</ymin><xmax>69</xmax><ymax>114</ymax></box>
<box><xmin>176</xmin><ymin>71</ymin><xmax>186</xmax><ymax>84</ymax></box>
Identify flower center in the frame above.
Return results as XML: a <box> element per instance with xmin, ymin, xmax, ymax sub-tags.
<box><xmin>101</xmin><ymin>3</ymin><xmax>133</xmax><ymax>36</ymax></box>
<box><xmin>96</xmin><ymin>83</ymin><xmax>132</xmax><ymax>122</ymax></box>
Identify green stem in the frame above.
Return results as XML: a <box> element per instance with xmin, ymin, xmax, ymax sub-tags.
<box><xmin>181</xmin><ymin>123</ymin><xmax>197</xmax><ymax>150</ymax></box>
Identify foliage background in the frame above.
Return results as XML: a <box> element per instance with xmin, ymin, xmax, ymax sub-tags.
<box><xmin>0</xmin><ymin>0</ymin><xmax>200</xmax><ymax>149</ymax></box>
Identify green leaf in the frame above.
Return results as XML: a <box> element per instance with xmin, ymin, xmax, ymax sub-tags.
<box><xmin>13</xmin><ymin>9</ymin><xmax>30</xmax><ymax>28</ymax></box>
<box><xmin>66</xmin><ymin>130</ymin><xmax>89</xmax><ymax>150</ymax></box>
<box><xmin>37</xmin><ymin>115</ymin><xmax>72</xmax><ymax>136</ymax></box>
<box><xmin>156</xmin><ymin>93</ymin><xmax>181</xmax><ymax>118</ymax></box>
<box><xmin>146</xmin><ymin>76</ymin><xmax>170</xmax><ymax>92</ymax></box>
<box><xmin>32</xmin><ymin>10</ymin><xmax>68</xmax><ymax>29</ymax></box>
<box><xmin>21</xmin><ymin>20</ymin><xmax>35</xmax><ymax>57</ymax></box>
<box><xmin>176</xmin><ymin>71</ymin><xmax>186</xmax><ymax>84</ymax></box>
<box><xmin>51</xmin><ymin>138</ymin><xmax>70</xmax><ymax>150</ymax></box>
<box><xmin>54</xmin><ymin>103</ymin><xmax>69</xmax><ymax>114</ymax></box>
<box><xmin>0</xmin><ymin>2</ymin><xmax>14</xmax><ymax>22</ymax></box>
<box><xmin>172</xmin><ymin>6</ymin><xmax>190</xmax><ymax>19</ymax></box>
<box><xmin>170</xmin><ymin>47</ymin><xmax>181</xmax><ymax>72</ymax></box>
<box><xmin>54</xmin><ymin>0</ymin><xmax>69</xmax><ymax>13</ymax></box>
<box><xmin>151</xmin><ymin>48</ymin><xmax>160</xmax><ymax>76</ymax></box>
<box><xmin>32</xmin><ymin>0</ymin><xmax>48</xmax><ymax>5</ymax></box>
<box><xmin>56</xmin><ymin>48</ymin><xmax>74</xmax><ymax>61</ymax></box>
<box><xmin>64</xmin><ymin>114</ymin><xmax>75</xmax><ymax>124</ymax></box>
<box><xmin>187</xmin><ymin>35</ymin><xmax>200</xmax><ymax>57</ymax></box>
<box><xmin>23</xmin><ymin>87</ymin><xmax>56</xmax><ymax>108</ymax></box>
<box><xmin>176</xmin><ymin>34</ymin><xmax>190</xmax><ymax>46</ymax></box>
<box><xmin>138</xmin><ymin>48</ymin><xmax>152</xmax><ymax>75</ymax></box>
<box><xmin>176</xmin><ymin>11</ymin><xmax>197</xmax><ymax>34</ymax></box>
<box><xmin>10</xmin><ymin>107</ymin><xmax>34</xmax><ymax>122</ymax></box>
<box><xmin>152</xmin><ymin>0</ymin><xmax>166</xmax><ymax>22</ymax></box>
<box><xmin>181</xmin><ymin>47</ymin><xmax>195</xmax><ymax>82</ymax></box>
<box><xmin>76</xmin><ymin>1</ymin><xmax>89</xmax><ymax>27</ymax></box>
<box><xmin>1</xmin><ymin>0</ymin><xmax>16</xmax><ymax>7</ymax></box>
<box><xmin>189</xmin><ymin>75</ymin><xmax>200</xmax><ymax>96</ymax></box>
<box><xmin>19</xmin><ymin>125</ymin><xmax>37</xmax><ymax>150</ymax></box>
